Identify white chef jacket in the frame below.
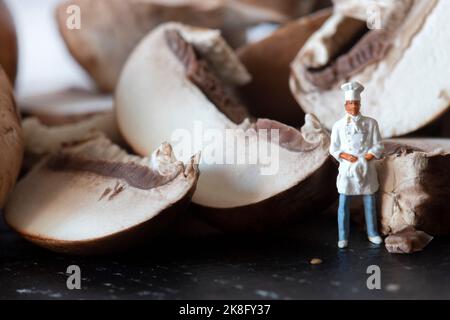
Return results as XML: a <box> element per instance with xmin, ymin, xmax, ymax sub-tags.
<box><xmin>330</xmin><ymin>114</ymin><xmax>384</xmax><ymax>195</ymax></box>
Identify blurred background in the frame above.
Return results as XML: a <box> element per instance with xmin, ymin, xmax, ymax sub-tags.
<box><xmin>5</xmin><ymin>0</ymin><xmax>278</xmax><ymax>98</ymax></box>
<box><xmin>5</xmin><ymin>0</ymin><xmax>92</xmax><ymax>98</ymax></box>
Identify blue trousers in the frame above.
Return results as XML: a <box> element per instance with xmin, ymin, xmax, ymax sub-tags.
<box><xmin>338</xmin><ymin>194</ymin><xmax>380</xmax><ymax>241</ymax></box>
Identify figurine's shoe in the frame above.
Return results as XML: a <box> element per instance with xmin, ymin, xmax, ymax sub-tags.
<box><xmin>338</xmin><ymin>240</ymin><xmax>348</xmax><ymax>249</ymax></box>
<box><xmin>368</xmin><ymin>236</ymin><xmax>383</xmax><ymax>245</ymax></box>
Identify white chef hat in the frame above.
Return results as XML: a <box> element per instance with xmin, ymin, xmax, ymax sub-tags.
<box><xmin>341</xmin><ymin>81</ymin><xmax>364</xmax><ymax>101</ymax></box>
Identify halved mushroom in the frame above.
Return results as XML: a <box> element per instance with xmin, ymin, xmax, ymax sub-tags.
<box><xmin>116</xmin><ymin>23</ymin><xmax>252</xmax><ymax>157</ymax></box>
<box><xmin>0</xmin><ymin>0</ymin><xmax>18</xmax><ymax>84</ymax></box>
<box><xmin>290</xmin><ymin>0</ymin><xmax>450</xmax><ymax>138</ymax></box>
<box><xmin>56</xmin><ymin>0</ymin><xmax>286</xmax><ymax>92</ymax></box>
<box><xmin>237</xmin><ymin>9</ymin><xmax>331</xmax><ymax>126</ymax></box>
<box><xmin>193</xmin><ymin>116</ymin><xmax>336</xmax><ymax>233</ymax></box>
<box><xmin>377</xmin><ymin>139</ymin><xmax>450</xmax><ymax>239</ymax></box>
<box><xmin>0</xmin><ymin>67</ymin><xmax>23</xmax><ymax>208</ymax></box>
<box><xmin>5</xmin><ymin>136</ymin><xmax>200</xmax><ymax>254</ymax></box>
<box><xmin>116</xmin><ymin>23</ymin><xmax>336</xmax><ymax>232</ymax></box>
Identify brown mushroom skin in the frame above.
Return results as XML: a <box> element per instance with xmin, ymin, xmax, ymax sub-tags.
<box><xmin>237</xmin><ymin>9</ymin><xmax>331</xmax><ymax>127</ymax></box>
<box><xmin>0</xmin><ymin>67</ymin><xmax>23</xmax><ymax>208</ymax></box>
<box><xmin>9</xmin><ymin>187</ymin><xmax>196</xmax><ymax>255</ymax></box>
<box><xmin>0</xmin><ymin>0</ymin><xmax>18</xmax><ymax>84</ymax></box>
<box><xmin>385</xmin><ymin>227</ymin><xmax>433</xmax><ymax>254</ymax></box>
<box><xmin>193</xmin><ymin>157</ymin><xmax>336</xmax><ymax>233</ymax></box>
<box><xmin>56</xmin><ymin>0</ymin><xmax>221</xmax><ymax>92</ymax></box>
<box><xmin>238</xmin><ymin>0</ymin><xmax>331</xmax><ymax>19</ymax></box>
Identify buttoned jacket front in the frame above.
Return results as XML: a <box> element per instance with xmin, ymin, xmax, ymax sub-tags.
<box><xmin>330</xmin><ymin>114</ymin><xmax>384</xmax><ymax>195</ymax></box>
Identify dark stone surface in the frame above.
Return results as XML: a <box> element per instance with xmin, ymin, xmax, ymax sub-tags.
<box><xmin>1</xmin><ymin>213</ymin><xmax>450</xmax><ymax>300</ymax></box>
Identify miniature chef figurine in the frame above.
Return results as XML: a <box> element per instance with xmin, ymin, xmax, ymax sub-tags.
<box><xmin>330</xmin><ymin>81</ymin><xmax>384</xmax><ymax>249</ymax></box>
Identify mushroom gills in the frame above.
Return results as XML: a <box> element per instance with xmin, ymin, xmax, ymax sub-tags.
<box><xmin>290</xmin><ymin>0</ymin><xmax>443</xmax><ymax>138</ymax></box>
<box><xmin>165</xmin><ymin>29</ymin><xmax>249</xmax><ymax>124</ymax></box>
<box><xmin>305</xmin><ymin>17</ymin><xmax>391</xmax><ymax>90</ymax></box>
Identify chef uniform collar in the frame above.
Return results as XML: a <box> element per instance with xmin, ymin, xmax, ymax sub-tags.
<box><xmin>347</xmin><ymin>113</ymin><xmax>362</xmax><ymax>123</ymax></box>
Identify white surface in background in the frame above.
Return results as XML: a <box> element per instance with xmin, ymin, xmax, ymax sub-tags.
<box><xmin>5</xmin><ymin>0</ymin><xmax>92</xmax><ymax>99</ymax></box>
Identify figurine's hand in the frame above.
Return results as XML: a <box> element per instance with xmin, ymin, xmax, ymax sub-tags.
<box><xmin>364</xmin><ymin>153</ymin><xmax>375</xmax><ymax>161</ymax></box>
<box><xmin>340</xmin><ymin>152</ymin><xmax>358</xmax><ymax>163</ymax></box>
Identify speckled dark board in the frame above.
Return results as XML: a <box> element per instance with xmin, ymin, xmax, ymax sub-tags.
<box><xmin>1</xmin><ymin>213</ymin><xmax>450</xmax><ymax>300</ymax></box>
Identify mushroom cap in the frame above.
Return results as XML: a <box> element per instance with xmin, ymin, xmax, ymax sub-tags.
<box><xmin>5</xmin><ymin>136</ymin><xmax>200</xmax><ymax>254</ymax></box>
<box><xmin>192</xmin><ymin>116</ymin><xmax>336</xmax><ymax>233</ymax></box>
<box><xmin>116</xmin><ymin>22</ymin><xmax>251</xmax><ymax>159</ymax></box>
<box><xmin>290</xmin><ymin>0</ymin><xmax>450</xmax><ymax>138</ymax></box>
<box><xmin>0</xmin><ymin>0</ymin><xmax>18</xmax><ymax>84</ymax></box>
<box><xmin>116</xmin><ymin>23</ymin><xmax>336</xmax><ymax>232</ymax></box>
<box><xmin>0</xmin><ymin>67</ymin><xmax>23</xmax><ymax>208</ymax></box>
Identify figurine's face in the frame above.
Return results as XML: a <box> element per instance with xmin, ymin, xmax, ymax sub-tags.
<box><xmin>345</xmin><ymin>101</ymin><xmax>361</xmax><ymax>116</ymax></box>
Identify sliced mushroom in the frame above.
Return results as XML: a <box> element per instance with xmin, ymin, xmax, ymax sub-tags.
<box><xmin>19</xmin><ymin>88</ymin><xmax>113</xmax><ymax>125</ymax></box>
<box><xmin>237</xmin><ymin>9</ymin><xmax>331</xmax><ymax>127</ymax></box>
<box><xmin>19</xmin><ymin>88</ymin><xmax>121</xmax><ymax>170</ymax></box>
<box><xmin>290</xmin><ymin>0</ymin><xmax>450</xmax><ymax>138</ymax></box>
<box><xmin>116</xmin><ymin>23</ymin><xmax>252</xmax><ymax>157</ymax></box>
<box><xmin>56</xmin><ymin>0</ymin><xmax>286</xmax><ymax>92</ymax></box>
<box><xmin>5</xmin><ymin>136</ymin><xmax>200</xmax><ymax>254</ymax></box>
<box><xmin>116</xmin><ymin>23</ymin><xmax>336</xmax><ymax>232</ymax></box>
<box><xmin>22</xmin><ymin>112</ymin><xmax>123</xmax><ymax>169</ymax></box>
<box><xmin>0</xmin><ymin>67</ymin><xmax>23</xmax><ymax>208</ymax></box>
<box><xmin>377</xmin><ymin>139</ymin><xmax>450</xmax><ymax>237</ymax></box>
<box><xmin>0</xmin><ymin>0</ymin><xmax>18</xmax><ymax>84</ymax></box>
